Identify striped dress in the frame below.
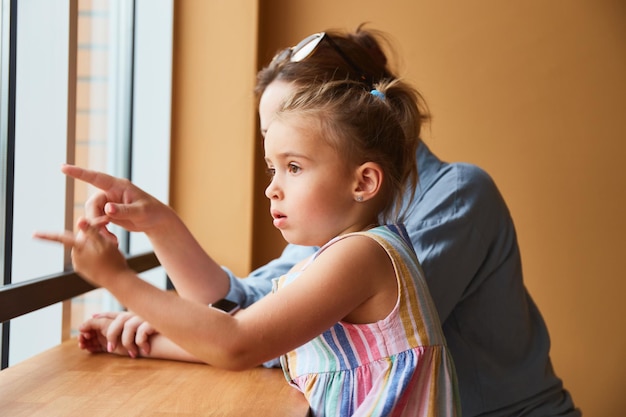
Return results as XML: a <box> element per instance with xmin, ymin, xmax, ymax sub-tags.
<box><xmin>273</xmin><ymin>224</ymin><xmax>461</xmax><ymax>417</ymax></box>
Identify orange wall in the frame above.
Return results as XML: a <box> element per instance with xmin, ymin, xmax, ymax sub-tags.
<box><xmin>170</xmin><ymin>1</ymin><xmax>258</xmax><ymax>277</ymax></box>
<box><xmin>172</xmin><ymin>1</ymin><xmax>625</xmax><ymax>415</ymax></box>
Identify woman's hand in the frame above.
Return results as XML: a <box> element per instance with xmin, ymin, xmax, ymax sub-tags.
<box><xmin>61</xmin><ymin>164</ymin><xmax>172</xmax><ymax>237</ymax></box>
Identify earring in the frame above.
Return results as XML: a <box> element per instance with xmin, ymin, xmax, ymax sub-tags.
<box><xmin>355</xmin><ymin>195</ymin><xmax>364</xmax><ymax>202</ymax></box>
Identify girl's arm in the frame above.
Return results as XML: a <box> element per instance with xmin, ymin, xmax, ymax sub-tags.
<box><xmin>108</xmin><ymin>237</ymin><xmax>398</xmax><ymax>370</ymax></box>
<box><xmin>37</xmin><ymin>222</ymin><xmax>397</xmax><ymax>370</ymax></box>
<box><xmin>78</xmin><ymin>315</ymin><xmax>202</xmax><ymax>363</ymax></box>
<box><xmin>142</xmin><ymin>334</ymin><xmax>203</xmax><ymax>362</ymax></box>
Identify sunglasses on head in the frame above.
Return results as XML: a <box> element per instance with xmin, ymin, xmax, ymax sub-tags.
<box><xmin>272</xmin><ymin>32</ymin><xmax>369</xmax><ymax>84</ymax></box>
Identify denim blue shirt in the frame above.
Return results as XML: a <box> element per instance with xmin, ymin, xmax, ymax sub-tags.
<box><xmin>224</xmin><ymin>142</ymin><xmax>579</xmax><ymax>417</ymax></box>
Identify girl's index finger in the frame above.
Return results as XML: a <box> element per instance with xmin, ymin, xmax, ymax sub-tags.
<box><xmin>61</xmin><ymin>164</ymin><xmax>119</xmax><ymax>192</ymax></box>
<box><xmin>32</xmin><ymin>230</ymin><xmax>78</xmax><ymax>247</ymax></box>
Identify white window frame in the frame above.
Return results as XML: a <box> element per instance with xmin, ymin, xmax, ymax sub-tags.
<box><xmin>0</xmin><ymin>0</ymin><xmax>172</xmax><ymax>367</ymax></box>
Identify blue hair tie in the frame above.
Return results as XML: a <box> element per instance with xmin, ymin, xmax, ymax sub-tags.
<box><xmin>370</xmin><ymin>89</ymin><xmax>385</xmax><ymax>100</ymax></box>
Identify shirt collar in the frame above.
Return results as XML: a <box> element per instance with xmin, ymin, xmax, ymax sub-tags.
<box><xmin>415</xmin><ymin>141</ymin><xmax>445</xmax><ymax>201</ymax></box>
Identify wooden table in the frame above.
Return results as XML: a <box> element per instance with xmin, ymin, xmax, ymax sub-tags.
<box><xmin>0</xmin><ymin>339</ymin><xmax>309</xmax><ymax>416</ymax></box>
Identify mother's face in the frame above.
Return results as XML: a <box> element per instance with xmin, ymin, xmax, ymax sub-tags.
<box><xmin>258</xmin><ymin>80</ymin><xmax>295</xmax><ymax>137</ymax></box>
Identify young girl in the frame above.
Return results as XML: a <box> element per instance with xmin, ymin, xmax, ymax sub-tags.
<box><xmin>36</xmin><ymin>79</ymin><xmax>460</xmax><ymax>416</ymax></box>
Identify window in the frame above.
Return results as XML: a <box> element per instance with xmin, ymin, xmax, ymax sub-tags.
<box><xmin>0</xmin><ymin>0</ymin><xmax>172</xmax><ymax>368</ymax></box>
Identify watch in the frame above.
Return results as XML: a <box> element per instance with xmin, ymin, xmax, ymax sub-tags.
<box><xmin>209</xmin><ymin>298</ymin><xmax>241</xmax><ymax>315</ymax></box>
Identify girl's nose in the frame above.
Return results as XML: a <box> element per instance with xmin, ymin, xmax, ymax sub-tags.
<box><xmin>265</xmin><ymin>177</ymin><xmax>282</xmax><ymax>200</ymax></box>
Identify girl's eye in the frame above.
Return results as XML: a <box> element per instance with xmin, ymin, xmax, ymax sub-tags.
<box><xmin>265</xmin><ymin>167</ymin><xmax>275</xmax><ymax>177</ymax></box>
<box><xmin>288</xmin><ymin>164</ymin><xmax>301</xmax><ymax>174</ymax></box>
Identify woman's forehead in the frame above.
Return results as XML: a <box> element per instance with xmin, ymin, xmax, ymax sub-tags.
<box><xmin>259</xmin><ymin>81</ymin><xmax>296</xmax><ymax>133</ymax></box>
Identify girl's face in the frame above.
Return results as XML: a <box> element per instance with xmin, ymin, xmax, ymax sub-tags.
<box><xmin>263</xmin><ymin>115</ymin><xmax>361</xmax><ymax>247</ymax></box>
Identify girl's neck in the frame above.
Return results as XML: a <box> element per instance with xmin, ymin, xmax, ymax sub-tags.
<box><xmin>336</xmin><ymin>221</ymin><xmax>380</xmax><ymax>238</ymax></box>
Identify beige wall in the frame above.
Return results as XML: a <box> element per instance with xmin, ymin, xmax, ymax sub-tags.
<box><xmin>170</xmin><ymin>1</ymin><xmax>259</xmax><ymax>277</ymax></box>
<box><xmin>172</xmin><ymin>1</ymin><xmax>625</xmax><ymax>415</ymax></box>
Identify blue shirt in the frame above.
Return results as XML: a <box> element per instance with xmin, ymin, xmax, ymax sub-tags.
<box><xmin>224</xmin><ymin>142</ymin><xmax>580</xmax><ymax>417</ymax></box>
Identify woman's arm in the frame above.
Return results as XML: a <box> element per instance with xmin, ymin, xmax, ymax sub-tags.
<box><xmin>61</xmin><ymin>165</ymin><xmax>230</xmax><ymax>304</ymax></box>
<box><xmin>224</xmin><ymin>244</ymin><xmax>318</xmax><ymax>307</ymax></box>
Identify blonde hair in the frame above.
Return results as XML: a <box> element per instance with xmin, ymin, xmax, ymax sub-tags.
<box><xmin>276</xmin><ymin>79</ymin><xmax>419</xmax><ymax>223</ymax></box>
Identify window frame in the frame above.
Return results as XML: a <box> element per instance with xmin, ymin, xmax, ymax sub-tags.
<box><xmin>0</xmin><ymin>0</ymin><xmax>172</xmax><ymax>369</ymax></box>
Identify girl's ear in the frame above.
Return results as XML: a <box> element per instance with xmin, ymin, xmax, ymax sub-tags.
<box><xmin>353</xmin><ymin>162</ymin><xmax>383</xmax><ymax>202</ymax></box>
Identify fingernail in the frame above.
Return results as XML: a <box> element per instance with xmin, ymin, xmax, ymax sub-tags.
<box><xmin>107</xmin><ymin>342</ymin><xmax>113</xmax><ymax>352</ymax></box>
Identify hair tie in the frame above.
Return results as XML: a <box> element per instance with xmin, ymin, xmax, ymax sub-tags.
<box><xmin>370</xmin><ymin>89</ymin><xmax>385</xmax><ymax>100</ymax></box>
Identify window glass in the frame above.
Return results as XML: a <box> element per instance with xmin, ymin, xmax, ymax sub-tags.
<box><xmin>71</xmin><ymin>0</ymin><xmax>172</xmax><ymax>338</ymax></box>
<box><xmin>8</xmin><ymin>0</ymin><xmax>74</xmax><ymax>366</ymax></box>
<box><xmin>71</xmin><ymin>0</ymin><xmax>128</xmax><ymax>335</ymax></box>
<box><xmin>0</xmin><ymin>0</ymin><xmax>172</xmax><ymax>366</ymax></box>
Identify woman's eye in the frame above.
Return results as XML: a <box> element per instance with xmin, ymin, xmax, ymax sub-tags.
<box><xmin>288</xmin><ymin>164</ymin><xmax>301</xmax><ymax>174</ymax></box>
<box><xmin>265</xmin><ymin>167</ymin><xmax>275</xmax><ymax>177</ymax></box>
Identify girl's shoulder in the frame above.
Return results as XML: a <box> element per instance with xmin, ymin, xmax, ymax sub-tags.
<box><xmin>312</xmin><ymin>224</ymin><xmax>417</xmax><ymax>273</ymax></box>
<box><xmin>320</xmin><ymin>224</ymin><xmax>410</xmax><ymax>249</ymax></box>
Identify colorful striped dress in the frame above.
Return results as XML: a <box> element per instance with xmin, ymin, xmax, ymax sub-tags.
<box><xmin>273</xmin><ymin>224</ymin><xmax>461</xmax><ymax>417</ymax></box>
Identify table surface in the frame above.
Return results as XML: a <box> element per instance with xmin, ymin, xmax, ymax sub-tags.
<box><xmin>0</xmin><ymin>339</ymin><xmax>309</xmax><ymax>417</ymax></box>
